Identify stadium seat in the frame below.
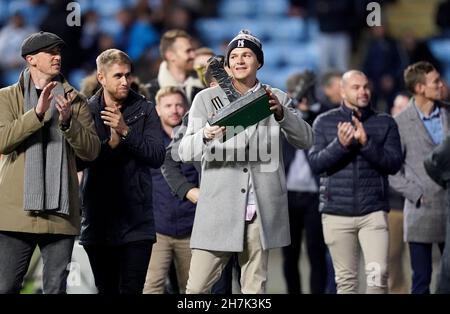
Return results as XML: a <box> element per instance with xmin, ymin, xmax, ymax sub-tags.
<box><xmin>256</xmin><ymin>0</ymin><xmax>290</xmax><ymax>17</ymax></box>
<box><xmin>282</xmin><ymin>42</ymin><xmax>319</xmax><ymax>71</ymax></box>
<box><xmin>428</xmin><ymin>38</ymin><xmax>450</xmax><ymax>64</ymax></box>
<box><xmin>218</xmin><ymin>0</ymin><xmax>254</xmax><ymax>18</ymax></box>
<box><xmin>263</xmin><ymin>17</ymin><xmax>307</xmax><ymax>42</ymax></box>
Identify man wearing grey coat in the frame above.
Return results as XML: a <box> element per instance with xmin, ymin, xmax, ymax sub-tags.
<box><xmin>178</xmin><ymin>30</ymin><xmax>314</xmax><ymax>293</ymax></box>
<box><xmin>389</xmin><ymin>61</ymin><xmax>449</xmax><ymax>294</ymax></box>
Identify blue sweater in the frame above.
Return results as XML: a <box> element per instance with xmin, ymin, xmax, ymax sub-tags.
<box><xmin>151</xmin><ymin>132</ymin><xmax>198</xmax><ymax>237</ymax></box>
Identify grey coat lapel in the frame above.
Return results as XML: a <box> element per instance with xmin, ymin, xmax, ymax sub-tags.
<box><xmin>407</xmin><ymin>101</ymin><xmax>434</xmax><ymax>147</ymax></box>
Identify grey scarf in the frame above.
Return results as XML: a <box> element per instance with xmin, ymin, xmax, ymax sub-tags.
<box><xmin>23</xmin><ymin>68</ymin><xmax>70</xmax><ymax>215</ymax></box>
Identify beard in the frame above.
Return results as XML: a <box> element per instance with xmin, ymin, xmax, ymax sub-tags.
<box><xmin>109</xmin><ymin>88</ymin><xmax>129</xmax><ymax>102</ymax></box>
<box><xmin>184</xmin><ymin>60</ymin><xmax>194</xmax><ymax>73</ymax></box>
<box><xmin>162</xmin><ymin>114</ymin><xmax>182</xmax><ymax>128</ymax></box>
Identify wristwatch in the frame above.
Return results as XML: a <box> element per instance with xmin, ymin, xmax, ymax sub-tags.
<box><xmin>60</xmin><ymin>119</ymin><xmax>71</xmax><ymax>131</ymax></box>
<box><xmin>121</xmin><ymin>128</ymin><xmax>130</xmax><ymax>140</ymax></box>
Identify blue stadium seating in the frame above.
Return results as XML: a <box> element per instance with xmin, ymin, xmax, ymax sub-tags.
<box><xmin>263</xmin><ymin>17</ymin><xmax>307</xmax><ymax>42</ymax></box>
<box><xmin>218</xmin><ymin>0</ymin><xmax>255</xmax><ymax>18</ymax></box>
<box><xmin>256</xmin><ymin>0</ymin><xmax>290</xmax><ymax>17</ymax></box>
<box><xmin>428</xmin><ymin>38</ymin><xmax>450</xmax><ymax>64</ymax></box>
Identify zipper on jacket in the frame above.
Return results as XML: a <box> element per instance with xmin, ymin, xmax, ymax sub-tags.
<box><xmin>125</xmin><ymin>111</ymin><xmax>145</xmax><ymax>124</ymax></box>
<box><xmin>353</xmin><ymin>158</ymin><xmax>358</xmax><ymax>215</ymax></box>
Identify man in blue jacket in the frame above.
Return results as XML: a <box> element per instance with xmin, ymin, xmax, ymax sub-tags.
<box><xmin>308</xmin><ymin>70</ymin><xmax>403</xmax><ymax>293</ymax></box>
<box><xmin>78</xmin><ymin>49</ymin><xmax>165</xmax><ymax>294</ymax></box>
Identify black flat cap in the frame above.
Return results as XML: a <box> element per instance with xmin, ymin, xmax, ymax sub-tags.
<box><xmin>21</xmin><ymin>31</ymin><xmax>66</xmax><ymax>58</ymax></box>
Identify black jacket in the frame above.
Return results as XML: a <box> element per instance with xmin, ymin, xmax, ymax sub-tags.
<box><xmin>161</xmin><ymin>111</ymin><xmax>201</xmax><ymax>200</ymax></box>
<box><xmin>79</xmin><ymin>89</ymin><xmax>165</xmax><ymax>245</ymax></box>
<box><xmin>308</xmin><ymin>105</ymin><xmax>402</xmax><ymax>216</ymax></box>
<box><xmin>424</xmin><ymin>134</ymin><xmax>450</xmax><ymax>188</ymax></box>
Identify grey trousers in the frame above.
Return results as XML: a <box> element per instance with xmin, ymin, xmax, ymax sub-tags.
<box><xmin>0</xmin><ymin>231</ymin><xmax>75</xmax><ymax>294</ymax></box>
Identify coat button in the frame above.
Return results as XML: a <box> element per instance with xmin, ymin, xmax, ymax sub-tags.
<box><xmin>243</xmin><ymin>168</ymin><xmax>248</xmax><ymax>173</ymax></box>
<box><xmin>241</xmin><ymin>188</ymin><xmax>246</xmax><ymax>193</ymax></box>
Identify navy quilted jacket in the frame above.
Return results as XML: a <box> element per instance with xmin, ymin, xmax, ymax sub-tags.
<box><xmin>308</xmin><ymin>105</ymin><xmax>402</xmax><ymax>216</ymax></box>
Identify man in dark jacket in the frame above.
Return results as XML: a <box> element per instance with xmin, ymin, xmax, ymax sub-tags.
<box><xmin>282</xmin><ymin>71</ymin><xmax>330</xmax><ymax>294</ymax></box>
<box><xmin>78</xmin><ymin>49</ymin><xmax>165</xmax><ymax>294</ymax></box>
<box><xmin>424</xmin><ymin>133</ymin><xmax>450</xmax><ymax>293</ymax></box>
<box><xmin>308</xmin><ymin>70</ymin><xmax>403</xmax><ymax>293</ymax></box>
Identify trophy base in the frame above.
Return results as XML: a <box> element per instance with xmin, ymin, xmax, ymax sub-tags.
<box><xmin>207</xmin><ymin>89</ymin><xmax>272</xmax><ymax>140</ymax></box>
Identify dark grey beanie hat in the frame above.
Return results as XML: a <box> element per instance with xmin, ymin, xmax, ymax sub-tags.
<box><xmin>226</xmin><ymin>29</ymin><xmax>264</xmax><ymax>69</ymax></box>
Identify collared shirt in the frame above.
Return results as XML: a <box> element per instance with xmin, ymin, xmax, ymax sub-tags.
<box><xmin>286</xmin><ymin>150</ymin><xmax>318</xmax><ymax>192</ymax></box>
<box><xmin>234</xmin><ymin>80</ymin><xmax>261</xmax><ymax>96</ymax></box>
<box><xmin>243</xmin><ymin>81</ymin><xmax>261</xmax><ymax>221</ymax></box>
<box><xmin>415</xmin><ymin>103</ymin><xmax>443</xmax><ymax>145</ymax></box>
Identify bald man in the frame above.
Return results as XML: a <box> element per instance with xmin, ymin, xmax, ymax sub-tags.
<box><xmin>308</xmin><ymin>70</ymin><xmax>403</xmax><ymax>293</ymax></box>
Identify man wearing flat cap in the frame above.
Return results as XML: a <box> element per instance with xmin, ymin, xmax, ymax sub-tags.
<box><xmin>178</xmin><ymin>29</ymin><xmax>314</xmax><ymax>293</ymax></box>
<box><xmin>0</xmin><ymin>31</ymin><xmax>100</xmax><ymax>294</ymax></box>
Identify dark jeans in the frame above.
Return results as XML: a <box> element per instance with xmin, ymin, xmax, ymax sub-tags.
<box><xmin>83</xmin><ymin>240</ymin><xmax>153</xmax><ymax>294</ymax></box>
<box><xmin>409</xmin><ymin>242</ymin><xmax>445</xmax><ymax>294</ymax></box>
<box><xmin>0</xmin><ymin>231</ymin><xmax>75</xmax><ymax>294</ymax></box>
<box><xmin>282</xmin><ymin>191</ymin><xmax>329</xmax><ymax>294</ymax></box>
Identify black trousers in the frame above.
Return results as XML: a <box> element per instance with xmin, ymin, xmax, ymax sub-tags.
<box><xmin>282</xmin><ymin>191</ymin><xmax>328</xmax><ymax>294</ymax></box>
<box><xmin>409</xmin><ymin>242</ymin><xmax>444</xmax><ymax>294</ymax></box>
<box><xmin>84</xmin><ymin>240</ymin><xmax>153</xmax><ymax>294</ymax></box>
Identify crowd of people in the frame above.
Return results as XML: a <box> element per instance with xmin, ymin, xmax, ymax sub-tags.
<box><xmin>1</xmin><ymin>1</ymin><xmax>450</xmax><ymax>296</ymax></box>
